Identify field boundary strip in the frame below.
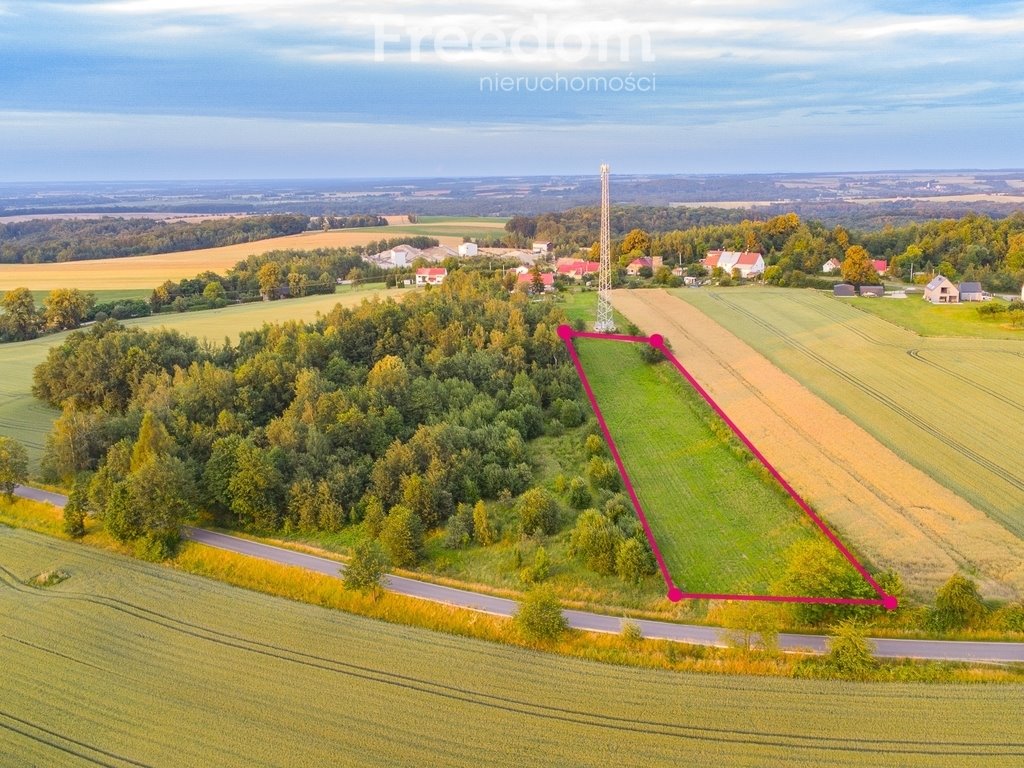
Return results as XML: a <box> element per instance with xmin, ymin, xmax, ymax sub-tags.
<box><xmin>559</xmin><ymin>324</ymin><xmax>896</xmax><ymax>609</ymax></box>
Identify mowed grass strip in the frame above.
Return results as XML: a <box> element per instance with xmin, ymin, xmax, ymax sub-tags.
<box><xmin>574</xmin><ymin>338</ymin><xmax>842</xmax><ymax>595</ymax></box>
<box><xmin>0</xmin><ymin>287</ymin><xmax>402</xmax><ymax>468</ymax></box>
<box><xmin>2</xmin><ymin>528</ymin><xmax>1022</xmax><ymax>768</ymax></box>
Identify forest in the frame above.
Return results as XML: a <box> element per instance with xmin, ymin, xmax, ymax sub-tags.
<box><xmin>0</xmin><ymin>215</ymin><xmax>310</xmax><ymax>263</ymax></box>
<box><xmin>511</xmin><ymin>208</ymin><xmax>1024</xmax><ymax>291</ymax></box>
<box><xmin>32</xmin><ymin>273</ymin><xmax>652</xmax><ymax>575</ymax></box>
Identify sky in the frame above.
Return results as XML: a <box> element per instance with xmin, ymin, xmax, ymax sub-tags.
<box><xmin>1</xmin><ymin>0</ymin><xmax>1023</xmax><ymax>180</ymax></box>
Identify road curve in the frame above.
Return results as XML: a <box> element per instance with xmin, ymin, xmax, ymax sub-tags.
<box><xmin>12</xmin><ymin>485</ymin><xmax>1024</xmax><ymax>663</ymax></box>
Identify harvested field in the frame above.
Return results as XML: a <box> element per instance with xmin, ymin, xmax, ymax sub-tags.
<box><xmin>2</xmin><ymin>527</ymin><xmax>1022</xmax><ymax>768</ymax></box>
<box><xmin>0</xmin><ymin>217</ymin><xmax>506</xmax><ymax>291</ymax></box>
<box><xmin>611</xmin><ymin>289</ymin><xmax>1024</xmax><ymax>599</ymax></box>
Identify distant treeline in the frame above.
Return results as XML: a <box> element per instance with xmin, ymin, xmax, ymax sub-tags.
<box><xmin>309</xmin><ymin>214</ymin><xmax>389</xmax><ymax>230</ymax></box>
<box><xmin>0</xmin><ymin>215</ymin><xmax>310</xmax><ymax>263</ymax></box>
<box><xmin>508</xmin><ymin>207</ymin><xmax>1024</xmax><ymax>291</ymax></box>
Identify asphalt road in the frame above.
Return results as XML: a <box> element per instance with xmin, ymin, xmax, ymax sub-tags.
<box><xmin>12</xmin><ymin>484</ymin><xmax>1024</xmax><ymax>663</ymax></box>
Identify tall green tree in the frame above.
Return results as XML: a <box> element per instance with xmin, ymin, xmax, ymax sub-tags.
<box><xmin>42</xmin><ymin>288</ymin><xmax>93</xmax><ymax>331</ymax></box>
<box><xmin>0</xmin><ymin>437</ymin><xmax>29</xmax><ymax>498</ymax></box>
<box><xmin>839</xmin><ymin>245</ymin><xmax>879</xmax><ymax>286</ymax></box>
<box><xmin>130</xmin><ymin>411</ymin><xmax>175</xmax><ymax>470</ymax></box>
<box><xmin>62</xmin><ymin>477</ymin><xmax>89</xmax><ymax>538</ymax></box>
<box><xmin>379</xmin><ymin>504</ymin><xmax>423</xmax><ymax>567</ymax></box>
<box><xmin>228</xmin><ymin>442</ymin><xmax>285</xmax><ymax>530</ymax></box>
<box><xmin>0</xmin><ymin>287</ymin><xmax>41</xmax><ymax>341</ymax></box>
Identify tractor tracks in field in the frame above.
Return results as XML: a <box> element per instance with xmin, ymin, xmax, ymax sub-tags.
<box><xmin>1</xmin><ymin>565</ymin><xmax>1021</xmax><ymax>759</ymax></box>
<box><xmin>618</xmin><ymin>290</ymin><xmax>986</xmax><ymax>574</ymax></box>
<box><xmin>702</xmin><ymin>292</ymin><xmax>1024</xmax><ymax>499</ymax></box>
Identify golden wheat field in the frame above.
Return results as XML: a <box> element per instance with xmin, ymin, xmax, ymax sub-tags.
<box><xmin>3</xmin><ymin>528</ymin><xmax>1022</xmax><ymax>768</ymax></box>
<box><xmin>611</xmin><ymin>289</ymin><xmax>1024</xmax><ymax>600</ymax></box>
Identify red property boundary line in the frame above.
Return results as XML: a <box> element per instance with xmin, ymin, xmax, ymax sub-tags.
<box><xmin>559</xmin><ymin>324</ymin><xmax>897</xmax><ymax>610</ymax></box>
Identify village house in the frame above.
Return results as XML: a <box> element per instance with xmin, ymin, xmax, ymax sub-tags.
<box><xmin>924</xmin><ymin>275</ymin><xmax>959</xmax><ymax>304</ymax></box>
<box><xmin>822</xmin><ymin>258</ymin><xmax>842</xmax><ymax>274</ymax></box>
<box><xmin>702</xmin><ymin>251</ymin><xmax>765</xmax><ymax>278</ymax></box>
<box><xmin>517</xmin><ymin>271</ymin><xmax>555</xmax><ymax>293</ymax></box>
<box><xmin>555</xmin><ymin>258</ymin><xmax>601</xmax><ymax>280</ymax></box>
<box><xmin>415</xmin><ymin>268</ymin><xmax>447</xmax><ymax>286</ymax></box>
<box><xmin>958</xmin><ymin>281</ymin><xmax>984</xmax><ymax>302</ymax></box>
<box><xmin>873</xmin><ymin>259</ymin><xmax>889</xmax><ymax>275</ymax></box>
<box><xmin>626</xmin><ymin>255</ymin><xmax>663</xmax><ymax>276</ymax></box>
<box><xmin>458</xmin><ymin>242</ymin><xmax>478</xmax><ymax>257</ymax></box>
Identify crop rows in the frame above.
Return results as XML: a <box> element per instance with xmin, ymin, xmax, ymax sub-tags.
<box><xmin>2</xmin><ymin>529</ymin><xmax>1023</xmax><ymax>767</ymax></box>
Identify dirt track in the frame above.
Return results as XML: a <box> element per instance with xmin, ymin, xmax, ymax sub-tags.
<box><xmin>612</xmin><ymin>289</ymin><xmax>1024</xmax><ymax>598</ymax></box>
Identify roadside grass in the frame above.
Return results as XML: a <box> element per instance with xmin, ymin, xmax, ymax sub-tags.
<box><xmin>848</xmin><ymin>295</ymin><xmax>1024</xmax><ymax>340</ymax></box>
<box><xmin>574</xmin><ymin>336</ymin><xmax>866</xmax><ymax>596</ymax></box>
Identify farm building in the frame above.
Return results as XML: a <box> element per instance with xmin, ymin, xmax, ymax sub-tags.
<box><xmin>365</xmin><ymin>244</ymin><xmax>422</xmax><ymax>269</ymax></box>
<box><xmin>834</xmin><ymin>283</ymin><xmax>856</xmax><ymax>297</ymax></box>
<box><xmin>626</xmin><ymin>256</ymin><xmax>663</xmax><ymax>276</ymax></box>
<box><xmin>958</xmin><ymin>282</ymin><xmax>984</xmax><ymax>302</ymax></box>
<box><xmin>822</xmin><ymin>258</ymin><xmax>841</xmax><ymax>274</ymax></box>
<box><xmin>859</xmin><ymin>285</ymin><xmax>884</xmax><ymax>297</ymax></box>
<box><xmin>458</xmin><ymin>243</ymin><xmax>478</xmax><ymax>257</ymax></box>
<box><xmin>421</xmin><ymin>245</ymin><xmax>459</xmax><ymax>262</ymax></box>
<box><xmin>532</xmin><ymin>241</ymin><xmax>553</xmax><ymax>254</ymax></box>
<box><xmin>415</xmin><ymin>268</ymin><xmax>447</xmax><ymax>286</ymax></box>
<box><xmin>924</xmin><ymin>275</ymin><xmax>959</xmax><ymax>304</ymax></box>
<box><xmin>873</xmin><ymin>260</ymin><xmax>889</xmax><ymax>275</ymax></box>
<box><xmin>702</xmin><ymin>251</ymin><xmax>765</xmax><ymax>278</ymax></box>
<box><xmin>517</xmin><ymin>271</ymin><xmax>555</xmax><ymax>293</ymax></box>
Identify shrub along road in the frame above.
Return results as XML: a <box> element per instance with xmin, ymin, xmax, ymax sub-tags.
<box><xmin>12</xmin><ymin>484</ymin><xmax>1024</xmax><ymax>663</ymax></box>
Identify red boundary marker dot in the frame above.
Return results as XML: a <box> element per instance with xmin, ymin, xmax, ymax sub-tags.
<box><xmin>559</xmin><ymin>324</ymin><xmax>896</xmax><ymax>610</ymax></box>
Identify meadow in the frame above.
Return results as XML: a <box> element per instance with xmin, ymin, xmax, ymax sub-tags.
<box><xmin>2</xmin><ymin>527</ymin><xmax>1021</xmax><ymax>768</ymax></box>
<box><xmin>613</xmin><ymin>289</ymin><xmax>1024</xmax><ymax>600</ymax></box>
<box><xmin>0</xmin><ymin>217</ymin><xmax>505</xmax><ymax>290</ymax></box>
<box><xmin>0</xmin><ymin>287</ymin><xmax>401</xmax><ymax>468</ymax></box>
<box><xmin>574</xmin><ymin>337</ymin><xmax>857</xmax><ymax>595</ymax></box>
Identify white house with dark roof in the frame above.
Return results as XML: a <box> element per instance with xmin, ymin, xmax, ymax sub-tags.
<box><xmin>702</xmin><ymin>251</ymin><xmax>765</xmax><ymax>278</ymax></box>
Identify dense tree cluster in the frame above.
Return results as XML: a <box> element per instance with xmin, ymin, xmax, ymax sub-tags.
<box><xmin>33</xmin><ymin>273</ymin><xmax>579</xmax><ymax>556</ymax></box>
<box><xmin>0</xmin><ymin>287</ymin><xmax>97</xmax><ymax>342</ymax></box>
<box><xmin>310</xmin><ymin>215</ymin><xmax>388</xmax><ymax>230</ymax></box>
<box><xmin>0</xmin><ymin>215</ymin><xmax>309</xmax><ymax>264</ymax></box>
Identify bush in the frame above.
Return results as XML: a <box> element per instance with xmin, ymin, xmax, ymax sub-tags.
<box><xmin>554</xmin><ymin>398</ymin><xmax>584</xmax><ymax>428</ymax></box>
<box><xmin>929</xmin><ymin>573</ymin><xmax>987</xmax><ymax>631</ymax></box>
<box><xmin>570</xmin><ymin>509</ymin><xmax>623</xmax><ymax>575</ymax></box>
<box><xmin>585</xmin><ymin>434</ymin><xmax>605</xmax><ymax>457</ymax></box>
<box><xmin>586</xmin><ymin>457</ymin><xmax>621</xmax><ymax>492</ymax></box>
<box><xmin>621</xmin><ymin>620</ymin><xmax>643</xmax><ymax>644</ymax></box>
<box><xmin>566</xmin><ymin>477</ymin><xmax>591</xmax><ymax>510</ymax></box>
<box><xmin>344</xmin><ymin>540</ymin><xmax>389</xmax><ymax>593</ymax></box>
<box><xmin>444</xmin><ymin>504</ymin><xmax>475</xmax><ymax>549</ymax></box>
<box><xmin>615</xmin><ymin>536</ymin><xmax>656</xmax><ymax>584</ymax></box>
<box><xmin>516</xmin><ymin>586</ymin><xmax>568</xmax><ymax>641</ymax></box>
<box><xmin>519</xmin><ymin>546</ymin><xmax>550</xmax><ymax>584</ymax></box>
<box><xmin>991</xmin><ymin>602</ymin><xmax>1024</xmax><ymax>633</ymax></box>
<box><xmin>517</xmin><ymin>487</ymin><xmax>559</xmax><ymax>536</ymax></box>
<box><xmin>824</xmin><ymin>621</ymin><xmax>875</xmax><ymax>677</ymax></box>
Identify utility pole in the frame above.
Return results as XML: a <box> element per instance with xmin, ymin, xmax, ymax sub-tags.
<box><xmin>595</xmin><ymin>163</ymin><xmax>616</xmax><ymax>333</ymax></box>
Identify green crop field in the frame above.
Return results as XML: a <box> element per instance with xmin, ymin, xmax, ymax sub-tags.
<box><xmin>1</xmin><ymin>528</ymin><xmax>1020</xmax><ymax>768</ymax></box>
<box><xmin>674</xmin><ymin>288</ymin><xmax>1024</xmax><ymax>538</ymax></box>
<box><xmin>0</xmin><ymin>288</ymin><xmax>151</xmax><ymax>307</ymax></box>
<box><xmin>574</xmin><ymin>337</ymin><xmax>860</xmax><ymax>595</ymax></box>
<box><xmin>847</xmin><ymin>296</ymin><xmax>1024</xmax><ymax>340</ymax></box>
<box><xmin>0</xmin><ymin>287</ymin><xmax>399</xmax><ymax>469</ymax></box>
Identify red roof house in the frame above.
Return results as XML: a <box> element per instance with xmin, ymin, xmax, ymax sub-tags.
<box><xmin>415</xmin><ymin>268</ymin><xmax>448</xmax><ymax>286</ymax></box>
